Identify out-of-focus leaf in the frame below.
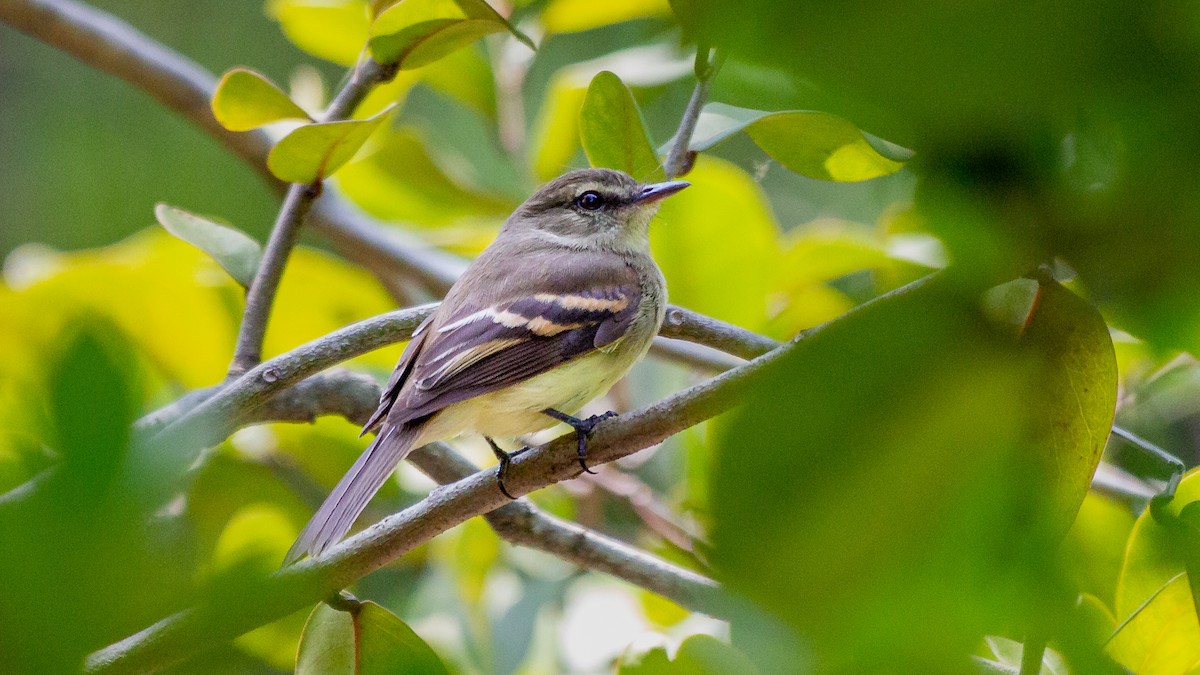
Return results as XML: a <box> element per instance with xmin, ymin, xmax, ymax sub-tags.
<box><xmin>1108</xmin><ymin>469</ymin><xmax>1200</xmax><ymax>673</ymax></box>
<box><xmin>154</xmin><ymin>204</ymin><xmax>263</xmax><ymax>288</ymax></box>
<box><xmin>48</xmin><ymin>318</ymin><xmax>140</xmax><ymax>501</ymax></box>
<box><xmin>267</xmin><ymin>0</ymin><xmax>371</xmax><ymax>66</ymax></box>
<box><xmin>369</xmin><ymin>0</ymin><xmax>532</xmax><ymax>68</ymax></box>
<box><xmin>338</xmin><ymin>129</ymin><xmax>514</xmax><ymax>226</ymax></box>
<box><xmin>579</xmin><ymin>71</ymin><xmax>664</xmax><ymax>181</ymax></box>
<box><xmin>400</xmin><ymin>86</ymin><xmax>528</xmax><ymax>200</ymax></box>
<box><xmin>689</xmin><ymin>103</ymin><xmax>909</xmax><ymax>181</ymax></box>
<box><xmin>1059</xmin><ymin>492</ymin><xmax>1136</xmax><ymax>607</ymax></box>
<box><xmin>711</xmin><ymin>274</ymin><xmax>1115</xmax><ymax>670</ymax></box>
<box><xmin>541</xmin><ymin>0</ymin><xmax>671</xmax><ymax>33</ymax></box>
<box><xmin>297</xmin><ymin>601</ymin><xmax>449</xmax><ymax>674</ymax></box>
<box><xmin>209</xmin><ymin>503</ymin><xmax>296</xmax><ymax>578</ymax></box>
<box><xmin>530</xmin><ymin>73</ymin><xmax>589</xmax><ymax>181</ymax></box>
<box><xmin>650</xmin><ymin>155</ymin><xmax>779</xmax><ymax>331</ymax></box>
<box><xmin>211</xmin><ymin>68</ymin><xmax>312</xmax><ymax>132</ymax></box>
<box><xmin>435</xmin><ymin>517</ymin><xmax>500</xmax><ymax>605</ymax></box>
<box><xmin>618</xmin><ymin>634</ymin><xmax>758</xmax><ymax>674</ymax></box>
<box><xmin>1074</xmin><ymin>593</ymin><xmax>1117</xmax><ymax>648</ymax></box>
<box><xmin>267</xmin><ymin>105</ymin><xmax>394</xmax><ymax>183</ymax></box>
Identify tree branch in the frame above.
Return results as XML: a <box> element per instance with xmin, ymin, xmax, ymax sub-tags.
<box><xmin>202</xmin><ymin>372</ymin><xmax>726</xmax><ymax>619</ymax></box>
<box><xmin>88</xmin><ymin>335</ymin><xmax>790</xmax><ymax>675</ymax></box>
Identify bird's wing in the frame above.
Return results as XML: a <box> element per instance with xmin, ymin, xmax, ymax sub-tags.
<box><xmin>360</xmin><ymin>313</ymin><xmax>435</xmax><ymax>435</ymax></box>
<box><xmin>386</xmin><ymin>258</ymin><xmax>644</xmax><ymax>426</ymax></box>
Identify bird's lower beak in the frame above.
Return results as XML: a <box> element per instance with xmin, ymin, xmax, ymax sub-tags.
<box><xmin>633</xmin><ymin>180</ymin><xmax>690</xmax><ymax>205</ymax></box>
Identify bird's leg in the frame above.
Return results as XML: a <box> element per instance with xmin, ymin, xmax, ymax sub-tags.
<box><xmin>486</xmin><ymin>436</ymin><xmax>528</xmax><ymax>500</ymax></box>
<box><xmin>542</xmin><ymin>408</ymin><xmax>619</xmax><ymax>474</ymax></box>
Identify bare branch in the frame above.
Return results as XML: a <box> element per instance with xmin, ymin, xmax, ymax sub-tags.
<box><xmin>661</xmin><ymin>305</ymin><xmax>780</xmax><ymax>360</ymax></box>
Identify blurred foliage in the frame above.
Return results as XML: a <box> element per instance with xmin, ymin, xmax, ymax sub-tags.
<box><xmin>3</xmin><ymin>0</ymin><xmax>1200</xmax><ymax>672</ymax></box>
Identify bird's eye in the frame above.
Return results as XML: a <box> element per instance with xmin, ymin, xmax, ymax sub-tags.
<box><xmin>576</xmin><ymin>191</ymin><xmax>604</xmax><ymax>211</ymax></box>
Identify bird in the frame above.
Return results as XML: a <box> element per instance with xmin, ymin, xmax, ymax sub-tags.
<box><xmin>284</xmin><ymin>168</ymin><xmax>689</xmax><ymax>564</ymax></box>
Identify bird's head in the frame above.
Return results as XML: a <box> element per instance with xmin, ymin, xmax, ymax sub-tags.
<box><xmin>505</xmin><ymin>168</ymin><xmax>689</xmax><ymax>252</ymax></box>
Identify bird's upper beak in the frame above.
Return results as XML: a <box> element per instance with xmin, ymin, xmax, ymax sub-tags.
<box><xmin>633</xmin><ymin>180</ymin><xmax>690</xmax><ymax>205</ymax></box>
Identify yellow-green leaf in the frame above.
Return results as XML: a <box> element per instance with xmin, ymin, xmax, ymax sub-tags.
<box><xmin>267</xmin><ymin>106</ymin><xmax>394</xmax><ymax>183</ymax></box>
<box><xmin>154</xmin><ymin>204</ymin><xmax>262</xmax><ymax>288</ymax></box>
<box><xmin>1108</xmin><ymin>469</ymin><xmax>1200</xmax><ymax>673</ymax></box>
<box><xmin>579</xmin><ymin>71</ymin><xmax>664</xmax><ymax>181</ymax></box>
<box><xmin>690</xmin><ymin>103</ymin><xmax>910</xmax><ymax>182</ymax></box>
<box><xmin>650</xmin><ymin>156</ymin><xmax>779</xmax><ymax>331</ymax></box>
<box><xmin>267</xmin><ymin>0</ymin><xmax>371</xmax><ymax>66</ymax></box>
<box><xmin>369</xmin><ymin>0</ymin><xmax>532</xmax><ymax>67</ymax></box>
<box><xmin>297</xmin><ymin>601</ymin><xmax>449</xmax><ymax>674</ymax></box>
<box><xmin>211</xmin><ymin>68</ymin><xmax>312</xmax><ymax>132</ymax></box>
<box><xmin>371</xmin><ymin>19</ymin><xmax>506</xmax><ymax>69</ymax></box>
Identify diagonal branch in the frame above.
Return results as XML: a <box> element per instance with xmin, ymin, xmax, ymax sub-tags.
<box><xmin>206</xmin><ymin>371</ymin><xmax>726</xmax><ymax>624</ymax></box>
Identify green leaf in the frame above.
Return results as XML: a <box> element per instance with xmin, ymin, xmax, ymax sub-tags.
<box><xmin>211</xmin><ymin>68</ymin><xmax>312</xmax><ymax>132</ymax></box>
<box><xmin>297</xmin><ymin>601</ymin><xmax>449</xmax><ymax>674</ymax></box>
<box><xmin>619</xmin><ymin>635</ymin><xmax>759</xmax><ymax>674</ymax></box>
<box><xmin>710</xmin><ymin>274</ymin><xmax>1116</xmax><ymax>669</ymax></box>
<box><xmin>1021</xmin><ymin>279</ymin><xmax>1119</xmax><ymax>533</ymax></box>
<box><xmin>369</xmin><ymin>0</ymin><xmax>532</xmax><ymax>68</ymax></box>
<box><xmin>689</xmin><ymin>103</ymin><xmax>909</xmax><ymax>181</ymax></box>
<box><xmin>1108</xmin><ymin>469</ymin><xmax>1200</xmax><ymax>673</ymax></box>
<box><xmin>154</xmin><ymin>204</ymin><xmax>263</xmax><ymax>288</ymax></box>
<box><xmin>579</xmin><ymin>71</ymin><xmax>664</xmax><ymax>181</ymax></box>
<box><xmin>267</xmin><ymin>106</ymin><xmax>395</xmax><ymax>183</ymax></box>
<box><xmin>267</xmin><ymin>0</ymin><xmax>371</xmax><ymax>67</ymax></box>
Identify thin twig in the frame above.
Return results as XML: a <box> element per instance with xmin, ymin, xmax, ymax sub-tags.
<box><xmin>229</xmin><ymin>183</ymin><xmax>319</xmax><ymax>374</ymax></box>
<box><xmin>662</xmin><ymin>47</ymin><xmax>721</xmax><ymax>179</ymax></box>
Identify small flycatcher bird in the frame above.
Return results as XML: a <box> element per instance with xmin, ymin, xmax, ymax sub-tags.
<box><xmin>285</xmin><ymin>168</ymin><xmax>688</xmax><ymax>564</ymax></box>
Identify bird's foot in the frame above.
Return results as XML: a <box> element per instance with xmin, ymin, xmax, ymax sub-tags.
<box><xmin>486</xmin><ymin>436</ymin><xmax>528</xmax><ymax>500</ymax></box>
<box><xmin>542</xmin><ymin>409</ymin><xmax>619</xmax><ymax>475</ymax></box>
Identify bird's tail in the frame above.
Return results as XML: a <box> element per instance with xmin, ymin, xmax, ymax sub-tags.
<box><xmin>283</xmin><ymin>424</ymin><xmax>420</xmax><ymax>565</ymax></box>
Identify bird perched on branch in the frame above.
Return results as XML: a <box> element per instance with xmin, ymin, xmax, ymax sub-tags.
<box><xmin>285</xmin><ymin>168</ymin><xmax>688</xmax><ymax>564</ymax></box>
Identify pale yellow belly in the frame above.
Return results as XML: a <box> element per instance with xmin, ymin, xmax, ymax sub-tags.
<box><xmin>416</xmin><ymin>345</ymin><xmax>641</xmax><ymax>443</ymax></box>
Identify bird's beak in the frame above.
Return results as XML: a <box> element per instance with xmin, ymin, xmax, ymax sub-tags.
<box><xmin>633</xmin><ymin>180</ymin><xmax>690</xmax><ymax>205</ymax></box>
